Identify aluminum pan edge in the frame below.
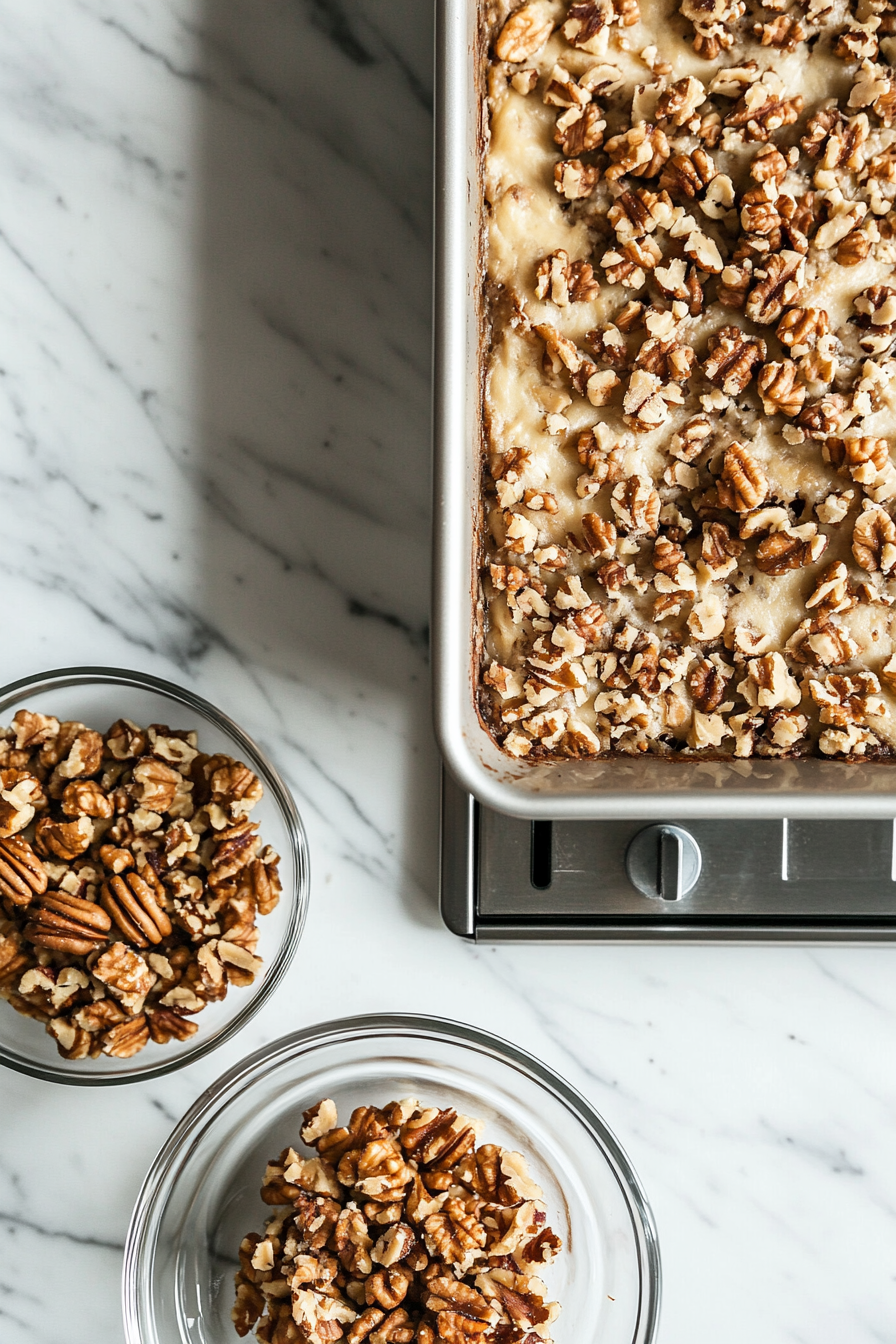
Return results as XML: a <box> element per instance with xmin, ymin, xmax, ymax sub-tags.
<box><xmin>431</xmin><ymin>0</ymin><xmax>896</xmax><ymax>821</ymax></box>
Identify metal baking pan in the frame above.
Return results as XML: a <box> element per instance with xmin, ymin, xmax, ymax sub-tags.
<box><xmin>431</xmin><ymin>0</ymin><xmax>896</xmax><ymax>820</ymax></box>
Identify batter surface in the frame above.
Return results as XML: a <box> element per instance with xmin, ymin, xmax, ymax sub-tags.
<box><xmin>480</xmin><ymin>0</ymin><xmax>896</xmax><ymax>759</ymax></box>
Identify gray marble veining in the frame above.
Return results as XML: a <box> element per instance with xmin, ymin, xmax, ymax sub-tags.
<box><xmin>1</xmin><ymin>3</ymin><xmax>895</xmax><ymax>1341</ymax></box>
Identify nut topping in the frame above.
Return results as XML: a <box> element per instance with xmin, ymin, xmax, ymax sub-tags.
<box><xmin>718</xmin><ymin>442</ymin><xmax>768</xmax><ymax>512</ymax></box>
<box><xmin>611</xmin><ymin>476</ymin><xmax>661</xmax><ymax>535</ymax></box>
<box><xmin>481</xmin><ymin>0</ymin><xmax>896</xmax><ymax>763</ymax></box>
<box><xmin>754</xmin><ymin>528</ymin><xmax>827</xmax><ymax>574</ymax></box>
<box><xmin>756</xmin><ymin>361</ymin><xmax>805</xmax><ymax>417</ymax></box>
<box><xmin>852</xmin><ymin>503</ymin><xmax>896</xmax><ymax>572</ymax></box>
<box><xmin>605</xmin><ymin>125</ymin><xmax>670</xmax><ymax>182</ymax></box>
<box><xmin>776</xmin><ymin>307</ymin><xmax>829</xmax><ymax>356</ymax></box>
<box><xmin>690</xmin><ymin>657</ymin><xmax>731</xmax><ymax>711</ymax></box>
<box><xmin>495</xmin><ymin>5</ymin><xmax>555</xmax><ymax>62</ymax></box>
<box><xmin>745</xmin><ymin>252</ymin><xmax>805</xmax><ymax>324</ymax></box>
<box><xmin>535</xmin><ymin>250</ymin><xmax>599</xmax><ymax>305</ymax></box>
<box><xmin>704</xmin><ymin>326</ymin><xmax>766</xmax><ymax>395</ymax></box>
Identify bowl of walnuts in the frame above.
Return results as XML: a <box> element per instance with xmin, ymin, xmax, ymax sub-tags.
<box><xmin>0</xmin><ymin>666</ymin><xmax>309</xmax><ymax>1084</ymax></box>
<box><xmin>123</xmin><ymin>1015</ymin><xmax>661</xmax><ymax>1344</ymax></box>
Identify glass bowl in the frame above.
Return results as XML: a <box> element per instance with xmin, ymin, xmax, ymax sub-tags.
<box><xmin>123</xmin><ymin>1014</ymin><xmax>661</xmax><ymax>1344</ymax></box>
<box><xmin>0</xmin><ymin>666</ymin><xmax>309</xmax><ymax>1085</ymax></box>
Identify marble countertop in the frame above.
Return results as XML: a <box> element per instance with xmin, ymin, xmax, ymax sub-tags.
<box><xmin>1</xmin><ymin>2</ymin><xmax>896</xmax><ymax>1340</ymax></box>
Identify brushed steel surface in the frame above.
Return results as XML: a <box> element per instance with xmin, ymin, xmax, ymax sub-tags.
<box><xmin>431</xmin><ymin>0</ymin><xmax>896</xmax><ymax>819</ymax></box>
<box><xmin>625</xmin><ymin>825</ymin><xmax>702</xmax><ymax>901</ymax></box>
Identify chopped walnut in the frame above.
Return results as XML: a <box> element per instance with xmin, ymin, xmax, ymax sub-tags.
<box><xmin>581</xmin><ymin>514</ymin><xmax>618</xmax><ymax>556</ymax></box>
<box><xmin>535</xmin><ymin>250</ymin><xmax>599</xmax><ymax>306</ymax></box>
<box><xmin>810</xmin><ymin>672</ymin><xmax>887</xmax><ymax>727</ymax></box>
<box><xmin>656</xmin><ymin>76</ymin><xmax>707</xmax><ymax>127</ymax></box>
<box><xmin>838</xmin><ymin>229</ymin><xmax>872</xmax><ymax>266</ymax></box>
<box><xmin>816</xmin><ymin>490</ymin><xmax>854</xmax><ymax>526</ymax></box>
<box><xmin>744</xmin><ymin>652</ymin><xmax>802</xmax><ymax>710</ymax></box>
<box><xmin>605</xmin><ymin>125</ymin><xmax>670</xmax><ymax>183</ymax></box>
<box><xmin>755</xmin><ymin>526</ymin><xmax>828</xmax><ymax>574</ymax></box>
<box><xmin>690</xmin><ymin>656</ymin><xmax>732</xmax><ymax>711</ymax></box>
<box><xmin>701</xmin><ymin>521</ymin><xmax>744</xmax><ymax>579</ymax></box>
<box><xmin>495</xmin><ymin>4</ymin><xmax>555</xmax><ymax>62</ymax></box>
<box><xmin>623</xmin><ymin>370</ymin><xmax>673</xmax><ymax>431</ymax></box>
<box><xmin>745</xmin><ymin>251</ymin><xmax>805</xmax><ymax>324</ymax></box>
<box><xmin>776</xmin><ymin>307</ymin><xmax>829</xmax><ymax>356</ymax></box>
<box><xmin>681</xmin><ymin>0</ymin><xmax>745</xmax><ymax>58</ymax></box>
<box><xmin>670</xmin><ymin>415</ymin><xmax>712</xmax><ymax>462</ymax></box>
<box><xmin>725</xmin><ymin>72</ymin><xmax>803</xmax><ymax>142</ymax></box>
<box><xmin>554</xmin><ymin>103</ymin><xmax>606</xmax><ymax>155</ymax></box>
<box><xmin>234</xmin><ymin>1101</ymin><xmax>563</xmax><ymax>1341</ymax></box>
<box><xmin>0</xmin><ymin>711</ymin><xmax>281</xmax><ymax>1060</ymax></box>
<box><xmin>848</xmin><ymin>61</ymin><xmax>896</xmax><ymax>126</ymax></box>
<box><xmin>854</xmin><ymin>284</ymin><xmax>896</xmax><ymax>354</ymax></box>
<box><xmin>554</xmin><ymin>158</ymin><xmax>600</xmax><ymax>199</ymax></box>
<box><xmin>755</xmin><ymin>14</ymin><xmax>805</xmax><ymax>49</ymax></box>
<box><xmin>93</xmin><ymin>942</ymin><xmax>156</xmax><ymax>1014</ymax></box>
<box><xmin>482</xmin><ymin>1</ymin><xmax>896</xmax><ymax>764</ymax></box>
<box><xmin>756</xmin><ymin>360</ymin><xmax>806</xmax><ymax>417</ymax></box>
<box><xmin>798</xmin><ymin>394</ymin><xmax>848</xmax><ymax>440</ymax></box>
<box><xmin>718</xmin><ymin>442</ymin><xmax>769</xmax><ymax>512</ymax></box>
<box><xmin>0</xmin><ymin>771</ymin><xmax>45</xmax><ymax>839</ymax></box>
<box><xmin>543</xmin><ymin>63</ymin><xmax>591</xmax><ymax>109</ymax></box>
<box><xmin>510</xmin><ymin>67</ymin><xmax>538</xmax><ymax>95</ymax></box>
<box><xmin>660</xmin><ymin>149</ymin><xmax>717</xmax><ymax>203</ymax></box>
<box><xmin>564</xmin><ymin>0</ymin><xmax>637</xmax><ymax>52</ymax></box>
<box><xmin>611</xmin><ymin>476</ymin><xmax>661</xmax><ymax>535</ymax></box>
<box><xmin>853</xmin><ymin>502</ymin><xmax>896</xmax><ymax>572</ymax></box>
<box><xmin>33</xmin><ymin>815</ymin><xmax>93</xmax><ymax>861</ymax></box>
<box><xmin>704</xmin><ymin>326</ymin><xmax>766</xmax><ymax>394</ymax></box>
<box><xmin>688</xmin><ymin>591</ymin><xmax>727</xmax><ymax>641</ymax></box>
<box><xmin>12</xmin><ymin>710</ymin><xmax>60</xmax><ymax>751</ymax></box>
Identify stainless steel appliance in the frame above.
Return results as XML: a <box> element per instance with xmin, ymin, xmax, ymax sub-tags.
<box><xmin>440</xmin><ymin>769</ymin><xmax>896</xmax><ymax>941</ymax></box>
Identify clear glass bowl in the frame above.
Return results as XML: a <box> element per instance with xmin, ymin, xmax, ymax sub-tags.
<box><xmin>0</xmin><ymin>666</ymin><xmax>309</xmax><ymax>1085</ymax></box>
<box><xmin>124</xmin><ymin>1014</ymin><xmax>661</xmax><ymax>1344</ymax></box>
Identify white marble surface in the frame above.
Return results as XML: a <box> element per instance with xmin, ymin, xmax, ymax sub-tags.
<box><xmin>1</xmin><ymin>2</ymin><xmax>896</xmax><ymax>1341</ymax></box>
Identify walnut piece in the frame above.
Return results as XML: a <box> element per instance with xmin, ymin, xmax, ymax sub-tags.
<box><xmin>233</xmin><ymin>1099</ymin><xmax>563</xmax><ymax>1343</ymax></box>
<box><xmin>704</xmin><ymin>326</ymin><xmax>766</xmax><ymax>394</ymax></box>
<box><xmin>495</xmin><ymin>4</ymin><xmax>555</xmax><ymax>62</ymax></box>
<box><xmin>0</xmin><ymin>771</ymin><xmax>45</xmax><ymax>838</ymax></box>
<box><xmin>611</xmin><ymin>476</ymin><xmax>661</xmax><ymax>535</ymax></box>
<box><xmin>756</xmin><ymin>361</ymin><xmax>806</xmax><ymax>417</ymax></box>
<box><xmin>718</xmin><ymin>442</ymin><xmax>768</xmax><ymax>512</ymax></box>
<box><xmin>754</xmin><ymin>527</ymin><xmax>827</xmax><ymax>574</ymax></box>
<box><xmin>776</xmin><ymin>307</ymin><xmax>829</xmax><ymax>356</ymax></box>
<box><xmin>745</xmin><ymin>252</ymin><xmax>805</xmax><ymax>324</ymax></box>
<box><xmin>853</xmin><ymin>503</ymin><xmax>896</xmax><ymax>572</ymax></box>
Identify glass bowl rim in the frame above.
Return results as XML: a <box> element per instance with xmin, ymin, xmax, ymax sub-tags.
<box><xmin>0</xmin><ymin>664</ymin><xmax>310</xmax><ymax>1087</ymax></box>
<box><xmin>122</xmin><ymin>1011</ymin><xmax>662</xmax><ymax>1344</ymax></box>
